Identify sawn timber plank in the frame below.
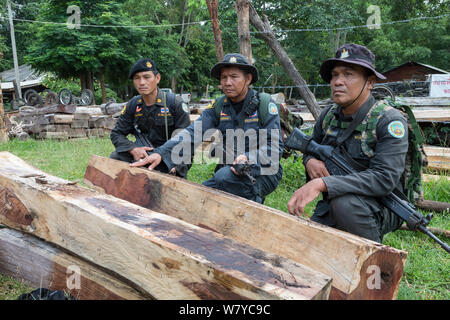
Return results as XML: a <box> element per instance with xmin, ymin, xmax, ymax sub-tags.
<box><xmin>84</xmin><ymin>155</ymin><xmax>408</xmax><ymax>300</ymax></box>
<box><xmin>0</xmin><ymin>152</ymin><xmax>331</xmax><ymax>300</ymax></box>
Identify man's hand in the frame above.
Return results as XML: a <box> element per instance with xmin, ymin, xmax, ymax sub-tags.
<box><xmin>130</xmin><ymin>152</ymin><xmax>162</xmax><ymax>170</ymax></box>
<box><xmin>130</xmin><ymin>147</ymin><xmax>153</xmax><ymax>162</ymax></box>
<box><xmin>305</xmin><ymin>158</ymin><xmax>330</xmax><ymax>179</ymax></box>
<box><xmin>230</xmin><ymin>154</ymin><xmax>248</xmax><ymax>175</ymax></box>
<box><xmin>288</xmin><ymin>178</ymin><xmax>327</xmax><ymax>218</ymax></box>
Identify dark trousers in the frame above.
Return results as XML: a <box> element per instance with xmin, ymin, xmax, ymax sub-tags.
<box><xmin>311</xmin><ymin>194</ymin><xmax>402</xmax><ymax>243</ymax></box>
<box><xmin>202</xmin><ymin>165</ymin><xmax>282</xmax><ymax>204</ymax></box>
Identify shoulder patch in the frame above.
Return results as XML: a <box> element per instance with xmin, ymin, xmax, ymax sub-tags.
<box><xmin>268</xmin><ymin>102</ymin><xmax>278</xmax><ymax>115</ymax></box>
<box><xmin>387</xmin><ymin>120</ymin><xmax>405</xmax><ymax>139</ymax></box>
<box><xmin>206</xmin><ymin>99</ymin><xmax>215</xmax><ymax>109</ymax></box>
<box><xmin>182</xmin><ymin>103</ymin><xmax>189</xmax><ymax>113</ymax></box>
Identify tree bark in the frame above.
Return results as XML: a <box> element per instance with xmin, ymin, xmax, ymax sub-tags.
<box><xmin>80</xmin><ymin>72</ymin><xmax>95</xmax><ymax>93</ymax></box>
<box><xmin>99</xmin><ymin>70</ymin><xmax>107</xmax><ymax>104</ymax></box>
<box><xmin>235</xmin><ymin>0</ymin><xmax>252</xmax><ymax>63</ymax></box>
<box><xmin>248</xmin><ymin>3</ymin><xmax>322</xmax><ymax>120</ymax></box>
<box><xmin>206</xmin><ymin>0</ymin><xmax>224</xmax><ymax>62</ymax></box>
<box><xmin>416</xmin><ymin>200</ymin><xmax>450</xmax><ymax>213</ymax></box>
<box><xmin>0</xmin><ymin>52</ymin><xmax>8</xmax><ymax>143</ymax></box>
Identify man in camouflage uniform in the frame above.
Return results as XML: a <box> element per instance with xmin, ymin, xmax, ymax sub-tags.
<box><xmin>288</xmin><ymin>44</ymin><xmax>407</xmax><ymax>243</ymax></box>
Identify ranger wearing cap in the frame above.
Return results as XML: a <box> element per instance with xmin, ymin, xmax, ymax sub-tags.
<box><xmin>288</xmin><ymin>44</ymin><xmax>408</xmax><ymax>243</ymax></box>
<box><xmin>131</xmin><ymin>53</ymin><xmax>284</xmax><ymax>203</ymax></box>
<box><xmin>109</xmin><ymin>58</ymin><xmax>191</xmax><ymax>177</ymax></box>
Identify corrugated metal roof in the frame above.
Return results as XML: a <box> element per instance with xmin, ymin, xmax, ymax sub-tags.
<box><xmin>383</xmin><ymin>61</ymin><xmax>449</xmax><ymax>75</ymax></box>
<box><xmin>0</xmin><ymin>64</ymin><xmax>45</xmax><ymax>82</ymax></box>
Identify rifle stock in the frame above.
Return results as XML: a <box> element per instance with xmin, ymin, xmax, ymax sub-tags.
<box><xmin>285</xmin><ymin>128</ymin><xmax>450</xmax><ymax>254</ymax></box>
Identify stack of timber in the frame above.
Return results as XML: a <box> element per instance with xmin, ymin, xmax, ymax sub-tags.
<box><xmin>424</xmin><ymin>145</ymin><xmax>450</xmax><ymax>172</ymax></box>
<box><xmin>0</xmin><ymin>152</ymin><xmax>332</xmax><ymax>300</ymax></box>
<box><xmin>10</xmin><ymin>104</ymin><xmax>118</xmax><ymax>140</ymax></box>
<box><xmin>84</xmin><ymin>155</ymin><xmax>408</xmax><ymax>300</ymax></box>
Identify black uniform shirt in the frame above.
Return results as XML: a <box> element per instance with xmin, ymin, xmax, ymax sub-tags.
<box><xmin>110</xmin><ymin>89</ymin><xmax>191</xmax><ymax>153</ymax></box>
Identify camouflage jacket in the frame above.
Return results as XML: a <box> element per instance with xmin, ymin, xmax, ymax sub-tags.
<box><xmin>303</xmin><ymin>95</ymin><xmax>409</xmax><ymax>200</ymax></box>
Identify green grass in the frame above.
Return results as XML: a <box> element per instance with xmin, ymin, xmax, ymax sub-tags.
<box><xmin>0</xmin><ymin>137</ymin><xmax>449</xmax><ymax>300</ymax></box>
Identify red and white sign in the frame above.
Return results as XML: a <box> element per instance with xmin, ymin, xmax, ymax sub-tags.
<box><xmin>430</xmin><ymin>74</ymin><xmax>450</xmax><ymax>97</ymax></box>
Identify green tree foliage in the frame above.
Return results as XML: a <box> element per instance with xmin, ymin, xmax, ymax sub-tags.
<box><xmin>25</xmin><ymin>0</ymin><xmax>146</xmax><ymax>89</ymax></box>
<box><xmin>1</xmin><ymin>0</ymin><xmax>447</xmax><ymax>98</ymax></box>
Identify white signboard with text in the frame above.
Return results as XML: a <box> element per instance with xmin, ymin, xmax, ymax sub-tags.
<box><xmin>430</xmin><ymin>74</ymin><xmax>450</xmax><ymax>97</ymax></box>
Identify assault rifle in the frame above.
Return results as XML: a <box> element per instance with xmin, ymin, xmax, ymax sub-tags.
<box><xmin>285</xmin><ymin>128</ymin><xmax>450</xmax><ymax>254</ymax></box>
<box><xmin>134</xmin><ymin>125</ymin><xmax>154</xmax><ymax>155</ymax></box>
<box><xmin>232</xmin><ymin>162</ymin><xmax>257</xmax><ymax>184</ymax></box>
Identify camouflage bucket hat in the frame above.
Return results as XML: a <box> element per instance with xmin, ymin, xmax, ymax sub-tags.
<box><xmin>210</xmin><ymin>53</ymin><xmax>259</xmax><ymax>84</ymax></box>
<box><xmin>319</xmin><ymin>44</ymin><xmax>386</xmax><ymax>83</ymax></box>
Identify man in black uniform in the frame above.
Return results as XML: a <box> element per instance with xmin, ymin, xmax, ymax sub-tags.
<box><xmin>110</xmin><ymin>58</ymin><xmax>191</xmax><ymax>177</ymax></box>
<box><xmin>288</xmin><ymin>44</ymin><xmax>407</xmax><ymax>243</ymax></box>
<box><xmin>130</xmin><ymin>53</ymin><xmax>283</xmax><ymax>203</ymax></box>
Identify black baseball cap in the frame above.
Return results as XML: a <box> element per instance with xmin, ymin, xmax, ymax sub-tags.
<box><xmin>320</xmin><ymin>44</ymin><xmax>386</xmax><ymax>83</ymax></box>
<box><xmin>210</xmin><ymin>53</ymin><xmax>259</xmax><ymax>84</ymax></box>
<box><xmin>129</xmin><ymin>58</ymin><xmax>159</xmax><ymax>79</ymax></box>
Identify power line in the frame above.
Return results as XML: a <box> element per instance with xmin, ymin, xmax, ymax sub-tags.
<box><xmin>1</xmin><ymin>17</ymin><xmax>211</xmax><ymax>29</ymax></box>
<box><xmin>249</xmin><ymin>14</ymin><xmax>450</xmax><ymax>34</ymax></box>
<box><xmin>2</xmin><ymin>13</ymin><xmax>447</xmax><ymax>32</ymax></box>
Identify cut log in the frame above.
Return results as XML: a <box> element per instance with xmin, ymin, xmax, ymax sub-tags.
<box><xmin>54</xmin><ymin>114</ymin><xmax>74</xmax><ymax>124</ymax></box>
<box><xmin>19</xmin><ymin>104</ymin><xmax>77</xmax><ymax>115</ymax></box>
<box><xmin>416</xmin><ymin>200</ymin><xmax>450</xmax><ymax>213</ymax></box>
<box><xmin>399</xmin><ymin>225</ymin><xmax>450</xmax><ymax>238</ymax></box>
<box><xmin>84</xmin><ymin>155</ymin><xmax>408</xmax><ymax>300</ymax></box>
<box><xmin>413</xmin><ymin>109</ymin><xmax>450</xmax><ymax>122</ymax></box>
<box><xmin>75</xmin><ymin>107</ymin><xmax>103</xmax><ymax>115</ymax></box>
<box><xmin>0</xmin><ymin>228</ymin><xmax>148</xmax><ymax>300</ymax></box>
<box><xmin>0</xmin><ymin>152</ymin><xmax>331</xmax><ymax>300</ymax></box>
<box><xmin>424</xmin><ymin>146</ymin><xmax>450</xmax><ymax>171</ymax></box>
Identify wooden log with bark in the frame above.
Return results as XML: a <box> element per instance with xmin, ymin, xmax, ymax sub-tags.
<box><xmin>0</xmin><ymin>227</ymin><xmax>148</xmax><ymax>300</ymax></box>
<box><xmin>206</xmin><ymin>0</ymin><xmax>224</xmax><ymax>62</ymax></box>
<box><xmin>248</xmin><ymin>3</ymin><xmax>322</xmax><ymax>120</ymax></box>
<box><xmin>0</xmin><ymin>152</ymin><xmax>331</xmax><ymax>300</ymax></box>
<box><xmin>84</xmin><ymin>155</ymin><xmax>408</xmax><ymax>300</ymax></box>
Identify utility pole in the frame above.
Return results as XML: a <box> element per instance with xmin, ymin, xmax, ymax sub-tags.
<box><xmin>7</xmin><ymin>0</ymin><xmax>21</xmax><ymax>99</ymax></box>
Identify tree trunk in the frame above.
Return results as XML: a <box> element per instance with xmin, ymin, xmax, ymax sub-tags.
<box><xmin>99</xmin><ymin>70</ymin><xmax>107</xmax><ymax>104</ymax></box>
<box><xmin>248</xmin><ymin>3</ymin><xmax>322</xmax><ymax>120</ymax></box>
<box><xmin>235</xmin><ymin>0</ymin><xmax>252</xmax><ymax>63</ymax></box>
<box><xmin>171</xmin><ymin>75</ymin><xmax>177</xmax><ymax>93</ymax></box>
<box><xmin>80</xmin><ymin>72</ymin><xmax>95</xmax><ymax>93</ymax></box>
<box><xmin>206</xmin><ymin>0</ymin><xmax>224</xmax><ymax>62</ymax></box>
<box><xmin>0</xmin><ymin>52</ymin><xmax>8</xmax><ymax>143</ymax></box>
